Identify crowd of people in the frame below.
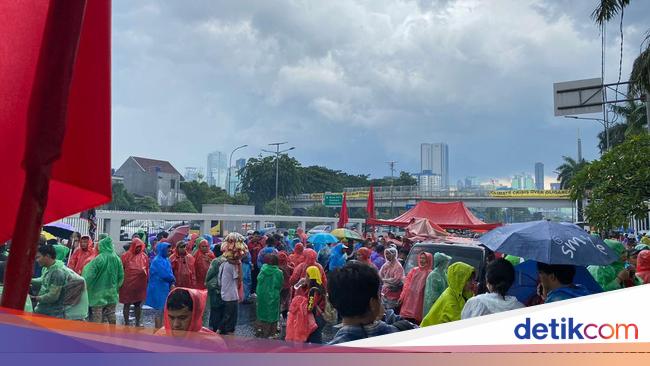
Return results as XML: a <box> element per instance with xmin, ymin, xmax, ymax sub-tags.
<box><xmin>0</xmin><ymin>227</ymin><xmax>649</xmax><ymax>345</ymax></box>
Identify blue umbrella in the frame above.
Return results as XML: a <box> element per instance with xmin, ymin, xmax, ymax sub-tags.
<box><xmin>480</xmin><ymin>220</ymin><xmax>618</xmax><ymax>266</ymax></box>
<box><xmin>508</xmin><ymin>260</ymin><xmax>603</xmax><ymax>304</ymax></box>
<box><xmin>43</xmin><ymin>222</ymin><xmax>75</xmax><ymax>239</ymax></box>
<box><xmin>307</xmin><ymin>233</ymin><xmax>339</xmax><ymax>253</ymax></box>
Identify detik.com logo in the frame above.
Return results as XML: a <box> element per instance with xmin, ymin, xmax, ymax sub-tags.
<box><xmin>514</xmin><ymin>318</ymin><xmax>638</xmax><ymax>340</ymax></box>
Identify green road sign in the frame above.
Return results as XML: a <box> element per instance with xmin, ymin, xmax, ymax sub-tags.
<box><xmin>323</xmin><ymin>193</ymin><xmax>343</xmax><ymax>207</ymax></box>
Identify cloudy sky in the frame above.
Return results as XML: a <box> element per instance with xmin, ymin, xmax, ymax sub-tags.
<box><xmin>112</xmin><ymin>0</ymin><xmax>650</xmax><ymax>186</ymax></box>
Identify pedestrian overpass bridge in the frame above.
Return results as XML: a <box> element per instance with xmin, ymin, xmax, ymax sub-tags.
<box><xmin>287</xmin><ymin>186</ymin><xmax>575</xmax><ymax>211</ymax></box>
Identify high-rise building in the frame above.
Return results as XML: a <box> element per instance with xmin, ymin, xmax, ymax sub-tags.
<box><xmin>456</xmin><ymin>179</ymin><xmax>464</xmax><ymax>191</ymax></box>
<box><xmin>535</xmin><ymin>162</ymin><xmax>544</xmax><ymax>190</ymax></box>
<box><xmin>184</xmin><ymin>167</ymin><xmax>203</xmax><ymax>182</ymax></box>
<box><xmin>464</xmin><ymin>176</ymin><xmax>480</xmax><ymax>189</ymax></box>
<box><xmin>524</xmin><ymin>175</ymin><xmax>535</xmax><ymax>190</ymax></box>
<box><xmin>235</xmin><ymin>158</ymin><xmax>246</xmax><ymax>170</ymax></box>
<box><xmin>420</xmin><ymin>142</ymin><xmax>449</xmax><ymax>188</ymax></box>
<box><xmin>206</xmin><ymin>151</ymin><xmax>228</xmax><ymax>189</ymax></box>
<box><xmin>511</xmin><ymin>173</ymin><xmax>535</xmax><ymax>190</ymax></box>
<box><xmin>418</xmin><ymin>173</ymin><xmax>442</xmax><ymax>192</ymax></box>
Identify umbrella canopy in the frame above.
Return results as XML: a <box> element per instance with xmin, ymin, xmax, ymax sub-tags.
<box><xmin>330</xmin><ymin>228</ymin><xmax>363</xmax><ymax>241</ymax></box>
<box><xmin>481</xmin><ymin>220</ymin><xmax>618</xmax><ymax>266</ymax></box>
<box><xmin>307</xmin><ymin>233</ymin><xmax>339</xmax><ymax>245</ymax></box>
<box><xmin>508</xmin><ymin>260</ymin><xmax>603</xmax><ymax>304</ymax></box>
<box><xmin>167</xmin><ymin>225</ymin><xmax>190</xmax><ymax>246</ymax></box>
<box><xmin>40</xmin><ymin>231</ymin><xmax>56</xmax><ymax>241</ymax></box>
<box><xmin>43</xmin><ymin>222</ymin><xmax>75</xmax><ymax>239</ymax></box>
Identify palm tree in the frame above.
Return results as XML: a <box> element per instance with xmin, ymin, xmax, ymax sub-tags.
<box><xmin>556</xmin><ymin>156</ymin><xmax>589</xmax><ymax>221</ymax></box>
<box><xmin>597</xmin><ymin>100</ymin><xmax>648</xmax><ymax>152</ymax></box>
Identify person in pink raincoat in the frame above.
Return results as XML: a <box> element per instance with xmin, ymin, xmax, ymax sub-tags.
<box><xmin>398</xmin><ymin>252</ymin><xmax>433</xmax><ymax>323</ymax></box>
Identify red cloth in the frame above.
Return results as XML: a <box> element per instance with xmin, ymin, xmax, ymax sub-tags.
<box><xmin>170</xmin><ymin>248</ymin><xmax>196</xmax><ymax>289</ymax></box>
<box><xmin>366</xmin><ymin>185</ymin><xmax>376</xmax><ymax>219</ymax></box>
<box><xmin>399</xmin><ymin>252</ymin><xmax>433</xmax><ymax>323</ymax></box>
<box><xmin>289</xmin><ymin>249</ymin><xmax>327</xmax><ymax>297</ymax></box>
<box><xmin>337</xmin><ymin>192</ymin><xmax>349</xmax><ymax>228</ymax></box>
<box><xmin>156</xmin><ymin>287</ymin><xmax>218</xmax><ymax>337</ymax></box>
<box><xmin>366</xmin><ymin>201</ymin><xmax>501</xmax><ymax>231</ymax></box>
<box><xmin>187</xmin><ymin>233</ymin><xmax>199</xmax><ymax>253</ymax></box>
<box><xmin>67</xmin><ymin>238</ymin><xmax>96</xmax><ymax>275</ymax></box>
<box><xmin>278</xmin><ymin>252</ymin><xmax>293</xmax><ymax>289</ymax></box>
<box><xmin>193</xmin><ymin>239</ymin><xmax>215</xmax><ymax>290</ymax></box>
<box><xmin>289</xmin><ymin>243</ymin><xmax>306</xmax><ymax>268</ymax></box>
<box><xmin>119</xmin><ymin>238</ymin><xmax>149</xmax><ymax>304</ymax></box>
<box><xmin>0</xmin><ymin>0</ymin><xmax>110</xmax><ymax>310</ymax></box>
<box><xmin>636</xmin><ymin>250</ymin><xmax>650</xmax><ymax>284</ymax></box>
<box><xmin>285</xmin><ymin>295</ymin><xmax>317</xmax><ymax>342</ymax></box>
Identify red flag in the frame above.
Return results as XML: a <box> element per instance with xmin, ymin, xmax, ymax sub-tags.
<box><xmin>366</xmin><ymin>186</ymin><xmax>376</xmax><ymax>219</ymax></box>
<box><xmin>338</xmin><ymin>193</ymin><xmax>349</xmax><ymax>229</ymax></box>
<box><xmin>0</xmin><ymin>0</ymin><xmax>111</xmax><ymax>310</ymax></box>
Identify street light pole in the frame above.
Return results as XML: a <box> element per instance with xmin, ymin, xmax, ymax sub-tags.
<box><xmin>386</xmin><ymin>161</ymin><xmax>397</xmax><ymax>218</ymax></box>
<box><xmin>227</xmin><ymin>144</ymin><xmax>248</xmax><ymax>196</ymax></box>
<box><xmin>564</xmin><ymin>115</ymin><xmax>609</xmax><ymax>153</ymax></box>
<box><xmin>262</xmin><ymin>142</ymin><xmax>295</xmax><ymax>215</ymax></box>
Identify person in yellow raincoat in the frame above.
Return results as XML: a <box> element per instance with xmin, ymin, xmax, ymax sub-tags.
<box><xmin>420</xmin><ymin>261</ymin><xmax>475</xmax><ymax>327</ymax></box>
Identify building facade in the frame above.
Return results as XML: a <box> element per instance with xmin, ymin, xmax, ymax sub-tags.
<box><xmin>207</xmin><ymin>151</ymin><xmax>228</xmax><ymax>189</ymax></box>
<box><xmin>418</xmin><ymin>173</ymin><xmax>442</xmax><ymax>192</ymax></box>
<box><xmin>535</xmin><ymin>162</ymin><xmax>544</xmax><ymax>190</ymax></box>
<box><xmin>184</xmin><ymin>167</ymin><xmax>203</xmax><ymax>182</ymax></box>
<box><xmin>114</xmin><ymin>156</ymin><xmax>183</xmax><ymax>207</ymax></box>
<box><xmin>420</xmin><ymin>142</ymin><xmax>449</xmax><ymax>189</ymax></box>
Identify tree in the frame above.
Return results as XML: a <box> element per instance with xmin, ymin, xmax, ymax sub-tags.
<box><xmin>239</xmin><ymin>155</ymin><xmax>302</xmax><ymax>210</ymax></box>
<box><xmin>170</xmin><ymin>199</ymin><xmax>198</xmax><ymax>213</ymax></box>
<box><xmin>555</xmin><ymin>156</ymin><xmax>589</xmax><ymax>190</ymax></box>
<box><xmin>305</xmin><ymin>204</ymin><xmax>333</xmax><ymax>217</ymax></box>
<box><xmin>263</xmin><ymin>198</ymin><xmax>292</xmax><ymax>216</ymax></box>
<box><xmin>369</xmin><ymin>171</ymin><xmax>417</xmax><ymax>187</ymax></box>
<box><xmin>598</xmin><ymin>100</ymin><xmax>647</xmax><ymax>152</ymax></box>
<box><xmin>571</xmin><ymin>134</ymin><xmax>650</xmax><ymax>230</ymax></box>
<box><xmin>180</xmin><ymin>181</ymin><xmax>232</xmax><ymax>210</ymax></box>
<box><xmin>134</xmin><ymin>196</ymin><xmax>161</xmax><ymax>212</ymax></box>
<box><xmin>108</xmin><ymin>183</ymin><xmax>135</xmax><ymax>210</ymax></box>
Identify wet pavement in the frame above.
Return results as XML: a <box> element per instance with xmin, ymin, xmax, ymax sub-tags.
<box><xmin>116</xmin><ymin>300</ymin><xmax>336</xmax><ymax>342</ymax></box>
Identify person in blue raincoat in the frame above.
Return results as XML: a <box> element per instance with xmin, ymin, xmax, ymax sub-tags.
<box><xmin>242</xmin><ymin>251</ymin><xmax>253</xmax><ymax>303</ymax></box>
<box><xmin>328</xmin><ymin>243</ymin><xmax>347</xmax><ymax>272</ymax></box>
<box><xmin>145</xmin><ymin>242</ymin><xmax>175</xmax><ymax>329</ymax></box>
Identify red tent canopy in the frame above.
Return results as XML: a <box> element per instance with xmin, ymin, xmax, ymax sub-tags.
<box><xmin>367</xmin><ymin>201</ymin><xmax>501</xmax><ymax>231</ymax></box>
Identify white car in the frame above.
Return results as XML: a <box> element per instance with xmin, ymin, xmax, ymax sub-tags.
<box><xmin>120</xmin><ymin>220</ymin><xmax>165</xmax><ymax>240</ymax></box>
<box><xmin>308</xmin><ymin>225</ymin><xmax>332</xmax><ymax>235</ymax></box>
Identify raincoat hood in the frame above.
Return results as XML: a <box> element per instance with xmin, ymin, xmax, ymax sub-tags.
<box><xmin>418</xmin><ymin>252</ymin><xmax>434</xmax><ymax>270</ymax></box>
<box><xmin>97</xmin><ymin>236</ymin><xmax>116</xmax><ymax>255</ymax></box>
<box><xmin>358</xmin><ymin>247</ymin><xmax>372</xmax><ymax>263</ymax></box>
<box><xmin>637</xmin><ymin>250</ymin><xmax>650</xmax><ymax>273</ymax></box>
<box><xmin>294</xmin><ymin>243</ymin><xmax>304</xmax><ymax>255</ymax></box>
<box><xmin>384</xmin><ymin>247</ymin><xmax>398</xmax><ymax>262</ymax></box>
<box><xmin>278</xmin><ymin>252</ymin><xmax>289</xmax><ymax>266</ymax></box>
<box><xmin>306</xmin><ymin>266</ymin><xmax>322</xmax><ymax>285</ymax></box>
<box><xmin>433</xmin><ymin>252</ymin><xmax>452</xmax><ymax>269</ymax></box>
<box><xmin>304</xmin><ymin>248</ymin><xmax>317</xmax><ymax>265</ymax></box>
<box><xmin>157</xmin><ymin>242</ymin><xmax>171</xmax><ymax>259</ymax></box>
<box><xmin>82</xmin><ymin>236</ymin><xmax>124</xmax><ymax>307</ymax></box>
<box><xmin>162</xmin><ymin>287</ymin><xmax>213</xmax><ymax>334</ymax></box>
<box><xmin>605</xmin><ymin>239</ymin><xmax>626</xmax><ymax>260</ymax></box>
<box><xmin>447</xmin><ymin>262</ymin><xmax>475</xmax><ymax>295</ymax></box>
<box><xmin>128</xmin><ymin>238</ymin><xmax>146</xmax><ymax>255</ymax></box>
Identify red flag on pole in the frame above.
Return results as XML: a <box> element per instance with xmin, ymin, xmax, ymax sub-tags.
<box><xmin>0</xmin><ymin>0</ymin><xmax>111</xmax><ymax>310</ymax></box>
<box><xmin>338</xmin><ymin>192</ymin><xmax>349</xmax><ymax>229</ymax></box>
<box><xmin>366</xmin><ymin>186</ymin><xmax>376</xmax><ymax>219</ymax></box>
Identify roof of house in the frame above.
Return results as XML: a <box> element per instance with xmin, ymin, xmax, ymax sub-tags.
<box><xmin>129</xmin><ymin>156</ymin><xmax>182</xmax><ymax>176</ymax></box>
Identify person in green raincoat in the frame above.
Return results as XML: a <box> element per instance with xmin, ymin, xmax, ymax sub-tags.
<box><xmin>255</xmin><ymin>253</ymin><xmax>284</xmax><ymax>338</ymax></box>
<box><xmin>420</xmin><ymin>262</ymin><xmax>475</xmax><ymax>327</ymax></box>
<box><xmin>422</xmin><ymin>252</ymin><xmax>451</xmax><ymax>318</ymax></box>
<box><xmin>504</xmin><ymin>255</ymin><xmax>521</xmax><ymax>267</ymax></box>
<box><xmin>588</xmin><ymin>239</ymin><xmax>637</xmax><ymax>291</ymax></box>
<box><xmin>83</xmin><ymin>236</ymin><xmax>124</xmax><ymax>324</ymax></box>
<box><xmin>31</xmin><ymin>244</ymin><xmax>67</xmax><ymax>318</ymax></box>
<box><xmin>50</xmin><ymin>240</ymin><xmax>70</xmax><ymax>264</ymax></box>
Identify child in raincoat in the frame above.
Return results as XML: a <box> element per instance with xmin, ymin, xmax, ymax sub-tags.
<box><xmin>82</xmin><ymin>236</ymin><xmax>124</xmax><ymax>324</ymax></box>
<box><xmin>398</xmin><ymin>252</ymin><xmax>433</xmax><ymax>323</ymax></box>
<box><xmin>420</xmin><ymin>261</ymin><xmax>475</xmax><ymax>327</ymax></box>
<box><xmin>422</xmin><ymin>252</ymin><xmax>451</xmax><ymax>318</ymax></box>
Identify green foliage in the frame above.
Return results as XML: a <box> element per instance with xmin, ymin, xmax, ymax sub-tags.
<box><xmin>570</xmin><ymin>135</ymin><xmax>650</xmax><ymax>230</ymax></box>
<box><xmin>305</xmin><ymin>204</ymin><xmax>334</xmax><ymax>217</ymax></box>
<box><xmin>598</xmin><ymin>100</ymin><xmax>647</xmax><ymax>153</ymax></box>
<box><xmin>134</xmin><ymin>196</ymin><xmax>161</xmax><ymax>212</ymax></box>
<box><xmin>369</xmin><ymin>171</ymin><xmax>417</xmax><ymax>187</ymax></box>
<box><xmin>180</xmin><ymin>181</ymin><xmax>234</xmax><ymax>210</ymax></box>
<box><xmin>263</xmin><ymin>198</ymin><xmax>292</xmax><ymax>216</ymax></box>
<box><xmin>108</xmin><ymin>183</ymin><xmax>135</xmax><ymax>210</ymax></box>
<box><xmin>170</xmin><ymin>199</ymin><xmax>198</xmax><ymax>213</ymax></box>
<box><xmin>555</xmin><ymin>156</ymin><xmax>589</xmax><ymax>189</ymax></box>
<box><xmin>239</xmin><ymin>155</ymin><xmax>303</xmax><ymax>211</ymax></box>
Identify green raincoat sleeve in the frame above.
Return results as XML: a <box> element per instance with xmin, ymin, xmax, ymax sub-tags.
<box><xmin>82</xmin><ymin>237</ymin><xmax>125</xmax><ymax>307</ymax></box>
<box><xmin>587</xmin><ymin>265</ymin><xmax>621</xmax><ymax>291</ymax></box>
<box><xmin>421</xmin><ymin>262</ymin><xmax>475</xmax><ymax>327</ymax></box>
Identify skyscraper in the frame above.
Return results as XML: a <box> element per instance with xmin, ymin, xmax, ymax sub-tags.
<box><xmin>184</xmin><ymin>167</ymin><xmax>203</xmax><ymax>182</ymax></box>
<box><xmin>235</xmin><ymin>158</ymin><xmax>246</xmax><ymax>170</ymax></box>
<box><xmin>206</xmin><ymin>151</ymin><xmax>228</xmax><ymax>189</ymax></box>
<box><xmin>535</xmin><ymin>162</ymin><xmax>544</xmax><ymax>190</ymax></box>
<box><xmin>420</xmin><ymin>142</ymin><xmax>449</xmax><ymax>188</ymax></box>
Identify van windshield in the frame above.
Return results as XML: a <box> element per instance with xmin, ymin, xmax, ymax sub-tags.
<box><xmin>404</xmin><ymin>244</ymin><xmax>485</xmax><ymax>275</ymax></box>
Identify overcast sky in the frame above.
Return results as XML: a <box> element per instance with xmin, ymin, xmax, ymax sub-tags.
<box><xmin>112</xmin><ymin>0</ymin><xmax>650</xmax><ymax>186</ymax></box>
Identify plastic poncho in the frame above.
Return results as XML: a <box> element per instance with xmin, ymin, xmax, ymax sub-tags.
<box><xmin>504</xmin><ymin>255</ymin><xmax>521</xmax><ymax>267</ymax></box>
<box><xmin>33</xmin><ymin>259</ymin><xmax>89</xmax><ymax>319</ymax></box>
<box><xmin>53</xmin><ymin>244</ymin><xmax>70</xmax><ymax>263</ymax></box>
<box><xmin>68</xmin><ymin>238</ymin><xmax>96</xmax><ymax>275</ymax></box>
<box><xmin>286</xmin><ymin>294</ymin><xmax>317</xmax><ymax>342</ymax></box>
<box><xmin>635</xmin><ymin>250</ymin><xmax>650</xmax><ymax>284</ymax></box>
<box><xmin>289</xmin><ymin>249</ymin><xmax>327</xmax><ymax>297</ymax></box>
<box><xmin>371</xmin><ymin>251</ymin><xmax>386</xmax><ymax>271</ymax></box>
<box><xmin>194</xmin><ymin>240</ymin><xmax>215</xmax><ymax>290</ymax></box>
<box><xmin>379</xmin><ymin>248</ymin><xmax>404</xmax><ymax>304</ymax></box>
<box><xmin>145</xmin><ymin>242</ymin><xmax>176</xmax><ymax>310</ymax></box>
<box><xmin>588</xmin><ymin>239</ymin><xmax>626</xmax><ymax>291</ymax></box>
<box><xmin>357</xmin><ymin>247</ymin><xmax>373</xmax><ymax>266</ymax></box>
<box><xmin>256</xmin><ymin>263</ymin><xmax>284</xmax><ymax>322</ymax></box>
<box><xmin>398</xmin><ymin>252</ymin><xmax>433</xmax><ymax>323</ymax></box>
<box><xmin>170</xmin><ymin>247</ymin><xmax>196</xmax><ymax>289</ymax></box>
<box><xmin>328</xmin><ymin>244</ymin><xmax>347</xmax><ymax>272</ymax></box>
<box><xmin>421</xmin><ymin>262</ymin><xmax>475</xmax><ymax>327</ymax></box>
<box><xmin>422</xmin><ymin>252</ymin><xmax>452</xmax><ymax>318</ymax></box>
<box><xmin>187</xmin><ymin>234</ymin><xmax>200</xmax><ymax>254</ymax></box>
<box><xmin>156</xmin><ymin>287</ymin><xmax>216</xmax><ymax>336</ymax></box>
<box><xmin>242</xmin><ymin>252</ymin><xmax>252</xmax><ymax>301</ymax></box>
<box><xmin>278</xmin><ymin>252</ymin><xmax>293</xmax><ymax>289</ymax></box>
<box><xmin>119</xmin><ymin>238</ymin><xmax>149</xmax><ymax>304</ymax></box>
<box><xmin>317</xmin><ymin>245</ymin><xmax>330</xmax><ymax>269</ymax></box>
<box><xmin>257</xmin><ymin>245</ymin><xmax>279</xmax><ymax>269</ymax></box>
<box><xmin>296</xmin><ymin>228</ymin><xmax>308</xmax><ymax>244</ymax></box>
<box><xmin>0</xmin><ymin>284</ymin><xmax>32</xmax><ymax>312</ymax></box>
<box><xmin>82</xmin><ymin>237</ymin><xmax>124</xmax><ymax>307</ymax></box>
<box><xmin>289</xmin><ymin>243</ymin><xmax>307</xmax><ymax>268</ymax></box>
